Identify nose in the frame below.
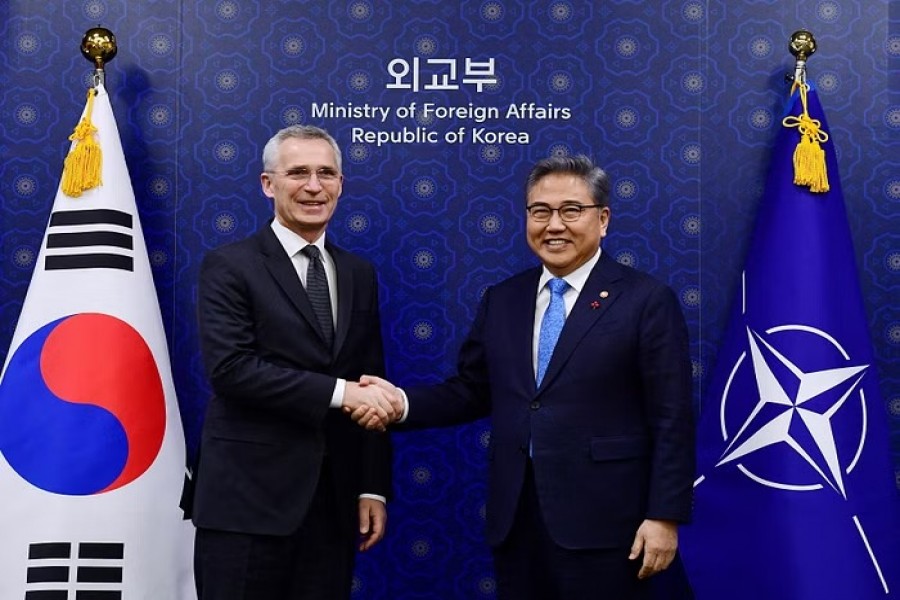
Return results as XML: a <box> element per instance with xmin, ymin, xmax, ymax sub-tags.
<box><xmin>545</xmin><ymin>210</ymin><xmax>567</xmax><ymax>230</ymax></box>
<box><xmin>303</xmin><ymin>173</ymin><xmax>324</xmax><ymax>191</ymax></box>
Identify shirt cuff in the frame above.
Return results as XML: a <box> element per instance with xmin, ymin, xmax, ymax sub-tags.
<box><xmin>359</xmin><ymin>493</ymin><xmax>386</xmax><ymax>504</ymax></box>
<box><xmin>331</xmin><ymin>378</ymin><xmax>346</xmax><ymax>408</ymax></box>
<box><xmin>398</xmin><ymin>387</ymin><xmax>409</xmax><ymax>422</ymax></box>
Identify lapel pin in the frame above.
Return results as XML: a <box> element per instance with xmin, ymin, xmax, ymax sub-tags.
<box><xmin>590</xmin><ymin>290</ymin><xmax>609</xmax><ymax>310</ymax></box>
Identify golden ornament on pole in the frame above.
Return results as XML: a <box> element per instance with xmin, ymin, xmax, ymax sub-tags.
<box><xmin>80</xmin><ymin>27</ymin><xmax>118</xmax><ymax>71</ymax></box>
<box><xmin>62</xmin><ymin>27</ymin><xmax>118</xmax><ymax>198</ymax></box>
<box><xmin>782</xmin><ymin>29</ymin><xmax>830</xmax><ymax>193</ymax></box>
<box><xmin>788</xmin><ymin>30</ymin><xmax>816</xmax><ymax>62</ymax></box>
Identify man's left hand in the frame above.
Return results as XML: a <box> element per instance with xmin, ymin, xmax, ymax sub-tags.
<box><xmin>628</xmin><ymin>519</ymin><xmax>678</xmax><ymax>579</ymax></box>
<box><xmin>358</xmin><ymin>497</ymin><xmax>387</xmax><ymax>551</ymax></box>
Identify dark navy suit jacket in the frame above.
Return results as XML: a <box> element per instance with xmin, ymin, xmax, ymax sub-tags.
<box><xmin>405</xmin><ymin>252</ymin><xmax>694</xmax><ymax>550</ymax></box>
<box><xmin>192</xmin><ymin>224</ymin><xmax>391</xmax><ymax>537</ymax></box>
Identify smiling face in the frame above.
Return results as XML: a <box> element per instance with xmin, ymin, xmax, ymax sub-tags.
<box><xmin>525</xmin><ymin>172</ymin><xmax>610</xmax><ymax>277</ymax></box>
<box><xmin>260</xmin><ymin>137</ymin><xmax>343</xmax><ymax>243</ymax></box>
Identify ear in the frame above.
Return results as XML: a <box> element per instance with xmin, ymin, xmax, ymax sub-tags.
<box><xmin>260</xmin><ymin>172</ymin><xmax>275</xmax><ymax>198</ymax></box>
<box><xmin>599</xmin><ymin>206</ymin><xmax>611</xmax><ymax>238</ymax></box>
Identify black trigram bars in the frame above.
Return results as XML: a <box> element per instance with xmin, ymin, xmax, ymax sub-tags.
<box><xmin>25</xmin><ymin>541</ymin><xmax>123</xmax><ymax>599</ymax></box>
<box><xmin>44</xmin><ymin>209</ymin><xmax>134</xmax><ymax>272</ymax></box>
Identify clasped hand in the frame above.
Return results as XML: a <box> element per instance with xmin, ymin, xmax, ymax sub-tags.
<box><xmin>341</xmin><ymin>376</ymin><xmax>403</xmax><ymax>432</ymax></box>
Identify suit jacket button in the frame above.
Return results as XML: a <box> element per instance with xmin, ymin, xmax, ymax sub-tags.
<box><xmin>530</xmin><ymin>401</ymin><xmax>540</xmax><ymax>410</ymax></box>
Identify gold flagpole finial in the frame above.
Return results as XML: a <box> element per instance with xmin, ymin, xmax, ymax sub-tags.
<box><xmin>788</xmin><ymin>30</ymin><xmax>816</xmax><ymax>89</ymax></box>
<box><xmin>783</xmin><ymin>30</ymin><xmax>829</xmax><ymax>193</ymax></box>
<box><xmin>61</xmin><ymin>28</ymin><xmax>117</xmax><ymax>198</ymax></box>
<box><xmin>81</xmin><ymin>27</ymin><xmax>117</xmax><ymax>87</ymax></box>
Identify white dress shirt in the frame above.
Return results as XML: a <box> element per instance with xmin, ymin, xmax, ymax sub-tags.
<box><xmin>269</xmin><ymin>219</ymin><xmax>344</xmax><ymax>406</ymax></box>
<box><xmin>531</xmin><ymin>247</ymin><xmax>602</xmax><ymax>377</ymax></box>
<box><xmin>270</xmin><ymin>219</ymin><xmax>385</xmax><ymax>504</ymax></box>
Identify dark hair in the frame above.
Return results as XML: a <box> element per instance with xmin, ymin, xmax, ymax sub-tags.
<box><xmin>525</xmin><ymin>155</ymin><xmax>610</xmax><ymax>207</ymax></box>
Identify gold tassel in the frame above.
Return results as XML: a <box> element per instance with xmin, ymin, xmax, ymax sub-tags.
<box><xmin>782</xmin><ymin>82</ymin><xmax>829</xmax><ymax>193</ymax></box>
<box><xmin>61</xmin><ymin>88</ymin><xmax>102</xmax><ymax>197</ymax></box>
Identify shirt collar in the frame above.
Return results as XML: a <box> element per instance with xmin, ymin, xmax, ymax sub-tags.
<box><xmin>270</xmin><ymin>219</ymin><xmax>326</xmax><ymax>258</ymax></box>
<box><xmin>537</xmin><ymin>246</ymin><xmax>602</xmax><ymax>295</ymax></box>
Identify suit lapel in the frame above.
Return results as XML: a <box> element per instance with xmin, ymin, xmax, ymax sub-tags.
<box><xmin>257</xmin><ymin>226</ymin><xmax>327</xmax><ymax>345</ymax></box>
<box><xmin>538</xmin><ymin>253</ymin><xmax>624</xmax><ymax>390</ymax></box>
<box><xmin>328</xmin><ymin>242</ymin><xmax>353</xmax><ymax>358</ymax></box>
<box><xmin>508</xmin><ymin>269</ymin><xmax>541</xmax><ymax>394</ymax></box>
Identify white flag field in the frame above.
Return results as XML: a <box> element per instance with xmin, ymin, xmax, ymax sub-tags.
<box><xmin>0</xmin><ymin>84</ymin><xmax>195</xmax><ymax>599</ymax></box>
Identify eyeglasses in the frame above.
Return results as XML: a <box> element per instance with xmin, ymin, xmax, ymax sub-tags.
<box><xmin>525</xmin><ymin>203</ymin><xmax>603</xmax><ymax>222</ymax></box>
<box><xmin>268</xmin><ymin>167</ymin><xmax>340</xmax><ymax>183</ymax></box>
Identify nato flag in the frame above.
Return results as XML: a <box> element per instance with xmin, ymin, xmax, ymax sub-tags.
<box><xmin>679</xmin><ymin>84</ymin><xmax>900</xmax><ymax>599</ymax></box>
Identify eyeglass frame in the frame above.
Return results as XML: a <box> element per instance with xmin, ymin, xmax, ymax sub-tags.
<box><xmin>525</xmin><ymin>202</ymin><xmax>604</xmax><ymax>222</ymax></box>
<box><xmin>266</xmin><ymin>167</ymin><xmax>341</xmax><ymax>183</ymax></box>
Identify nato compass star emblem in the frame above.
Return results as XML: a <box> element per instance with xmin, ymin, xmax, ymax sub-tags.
<box><xmin>716</xmin><ymin>324</ymin><xmax>869</xmax><ymax>498</ymax></box>
<box><xmin>707</xmin><ymin>321</ymin><xmax>893</xmax><ymax>593</ymax></box>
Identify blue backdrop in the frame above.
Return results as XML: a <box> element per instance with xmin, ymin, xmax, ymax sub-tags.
<box><xmin>1</xmin><ymin>1</ymin><xmax>897</xmax><ymax>598</ymax></box>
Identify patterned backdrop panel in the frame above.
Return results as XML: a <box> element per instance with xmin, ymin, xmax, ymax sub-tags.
<box><xmin>0</xmin><ymin>0</ymin><xmax>896</xmax><ymax>598</ymax></box>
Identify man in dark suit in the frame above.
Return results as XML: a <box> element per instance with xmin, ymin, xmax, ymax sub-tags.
<box><xmin>354</xmin><ymin>155</ymin><xmax>695</xmax><ymax>599</ymax></box>
<box><xmin>192</xmin><ymin>125</ymin><xmax>398</xmax><ymax>600</ymax></box>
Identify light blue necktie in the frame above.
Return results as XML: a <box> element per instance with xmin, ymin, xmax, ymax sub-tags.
<box><xmin>536</xmin><ymin>277</ymin><xmax>568</xmax><ymax>386</ymax></box>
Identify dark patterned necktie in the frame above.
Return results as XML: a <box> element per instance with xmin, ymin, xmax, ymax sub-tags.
<box><xmin>300</xmin><ymin>245</ymin><xmax>334</xmax><ymax>348</ymax></box>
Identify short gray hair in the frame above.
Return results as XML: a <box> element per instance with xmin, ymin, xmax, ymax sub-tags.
<box><xmin>261</xmin><ymin>125</ymin><xmax>343</xmax><ymax>172</ymax></box>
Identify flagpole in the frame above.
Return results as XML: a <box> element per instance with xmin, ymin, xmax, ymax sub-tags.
<box><xmin>679</xmin><ymin>29</ymin><xmax>900</xmax><ymax>599</ymax></box>
<box><xmin>783</xmin><ymin>29</ymin><xmax>830</xmax><ymax>193</ymax></box>
<box><xmin>60</xmin><ymin>27</ymin><xmax>119</xmax><ymax>200</ymax></box>
<box><xmin>0</xmin><ymin>27</ymin><xmax>196</xmax><ymax>598</ymax></box>
<box><xmin>80</xmin><ymin>26</ymin><xmax>117</xmax><ymax>88</ymax></box>
<box><xmin>787</xmin><ymin>29</ymin><xmax>816</xmax><ymax>88</ymax></box>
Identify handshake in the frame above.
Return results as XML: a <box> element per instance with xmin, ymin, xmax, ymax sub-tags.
<box><xmin>341</xmin><ymin>375</ymin><xmax>404</xmax><ymax>432</ymax></box>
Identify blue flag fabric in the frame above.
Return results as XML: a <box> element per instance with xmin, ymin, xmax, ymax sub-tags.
<box><xmin>680</xmin><ymin>85</ymin><xmax>900</xmax><ymax>599</ymax></box>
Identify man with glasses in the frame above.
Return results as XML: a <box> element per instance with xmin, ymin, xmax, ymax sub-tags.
<box><xmin>192</xmin><ymin>125</ymin><xmax>398</xmax><ymax>599</ymax></box>
<box><xmin>354</xmin><ymin>155</ymin><xmax>695</xmax><ymax>599</ymax></box>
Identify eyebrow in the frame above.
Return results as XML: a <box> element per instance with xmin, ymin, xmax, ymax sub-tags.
<box><xmin>284</xmin><ymin>165</ymin><xmax>338</xmax><ymax>171</ymax></box>
<box><xmin>529</xmin><ymin>200</ymin><xmax>587</xmax><ymax>206</ymax></box>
